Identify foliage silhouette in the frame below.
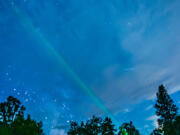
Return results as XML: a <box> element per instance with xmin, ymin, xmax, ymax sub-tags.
<box><xmin>0</xmin><ymin>96</ymin><xmax>44</xmax><ymax>135</ymax></box>
<box><xmin>67</xmin><ymin>116</ymin><xmax>140</xmax><ymax>135</ymax></box>
<box><xmin>68</xmin><ymin>116</ymin><xmax>103</xmax><ymax>135</ymax></box>
<box><xmin>68</xmin><ymin>116</ymin><xmax>117</xmax><ymax>135</ymax></box>
<box><xmin>163</xmin><ymin>115</ymin><xmax>180</xmax><ymax>135</ymax></box>
<box><xmin>101</xmin><ymin>117</ymin><xmax>116</xmax><ymax>135</ymax></box>
<box><xmin>152</xmin><ymin>84</ymin><xmax>179</xmax><ymax>135</ymax></box>
<box><xmin>118</xmin><ymin>121</ymin><xmax>140</xmax><ymax>135</ymax></box>
<box><xmin>150</xmin><ymin>128</ymin><xmax>162</xmax><ymax>135</ymax></box>
<box><xmin>155</xmin><ymin>85</ymin><xmax>178</xmax><ymax>127</ymax></box>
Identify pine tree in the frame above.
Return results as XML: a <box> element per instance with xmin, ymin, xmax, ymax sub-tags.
<box><xmin>101</xmin><ymin>117</ymin><xmax>116</xmax><ymax>135</ymax></box>
<box><xmin>155</xmin><ymin>85</ymin><xmax>178</xmax><ymax>129</ymax></box>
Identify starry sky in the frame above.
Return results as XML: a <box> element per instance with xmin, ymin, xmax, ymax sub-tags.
<box><xmin>0</xmin><ymin>0</ymin><xmax>180</xmax><ymax>134</ymax></box>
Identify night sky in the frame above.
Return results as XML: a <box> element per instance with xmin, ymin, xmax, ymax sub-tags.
<box><xmin>0</xmin><ymin>0</ymin><xmax>180</xmax><ymax>134</ymax></box>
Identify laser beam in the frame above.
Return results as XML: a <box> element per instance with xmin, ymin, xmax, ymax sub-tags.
<box><xmin>13</xmin><ymin>6</ymin><xmax>119</xmax><ymax>125</ymax></box>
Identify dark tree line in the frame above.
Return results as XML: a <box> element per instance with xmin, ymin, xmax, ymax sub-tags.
<box><xmin>68</xmin><ymin>116</ymin><xmax>116</xmax><ymax>135</ymax></box>
<box><xmin>0</xmin><ymin>84</ymin><xmax>180</xmax><ymax>135</ymax></box>
<box><xmin>0</xmin><ymin>96</ymin><xmax>44</xmax><ymax>135</ymax></box>
<box><xmin>0</xmin><ymin>95</ymin><xmax>141</xmax><ymax>135</ymax></box>
<box><xmin>67</xmin><ymin>116</ymin><xmax>140</xmax><ymax>135</ymax></box>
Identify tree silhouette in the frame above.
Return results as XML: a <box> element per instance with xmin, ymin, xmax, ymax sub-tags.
<box><xmin>68</xmin><ymin>116</ymin><xmax>117</xmax><ymax>135</ymax></box>
<box><xmin>101</xmin><ymin>117</ymin><xmax>116</xmax><ymax>135</ymax></box>
<box><xmin>67</xmin><ymin>121</ymin><xmax>81</xmax><ymax>135</ymax></box>
<box><xmin>163</xmin><ymin>115</ymin><xmax>180</xmax><ymax>135</ymax></box>
<box><xmin>68</xmin><ymin>116</ymin><xmax>141</xmax><ymax>135</ymax></box>
<box><xmin>150</xmin><ymin>128</ymin><xmax>162</xmax><ymax>135</ymax></box>
<box><xmin>0</xmin><ymin>96</ymin><xmax>25</xmax><ymax>126</ymax></box>
<box><xmin>68</xmin><ymin>116</ymin><xmax>102</xmax><ymax>135</ymax></box>
<box><xmin>10</xmin><ymin>115</ymin><xmax>44</xmax><ymax>135</ymax></box>
<box><xmin>154</xmin><ymin>85</ymin><xmax>178</xmax><ymax>130</ymax></box>
<box><xmin>172</xmin><ymin>115</ymin><xmax>180</xmax><ymax>135</ymax></box>
<box><xmin>85</xmin><ymin>116</ymin><xmax>102</xmax><ymax>135</ymax></box>
<box><xmin>0</xmin><ymin>96</ymin><xmax>44</xmax><ymax>135</ymax></box>
<box><xmin>118</xmin><ymin>127</ymin><xmax>128</xmax><ymax>135</ymax></box>
<box><xmin>118</xmin><ymin>121</ymin><xmax>140</xmax><ymax>135</ymax></box>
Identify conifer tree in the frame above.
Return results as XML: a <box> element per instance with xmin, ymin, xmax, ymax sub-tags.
<box><xmin>155</xmin><ymin>85</ymin><xmax>178</xmax><ymax>129</ymax></box>
<box><xmin>101</xmin><ymin>117</ymin><xmax>116</xmax><ymax>135</ymax></box>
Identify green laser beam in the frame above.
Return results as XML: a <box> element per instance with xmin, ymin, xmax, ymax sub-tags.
<box><xmin>13</xmin><ymin>6</ymin><xmax>119</xmax><ymax>125</ymax></box>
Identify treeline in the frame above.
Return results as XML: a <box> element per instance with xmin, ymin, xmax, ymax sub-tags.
<box><xmin>0</xmin><ymin>85</ymin><xmax>179</xmax><ymax>135</ymax></box>
<box><xmin>0</xmin><ymin>96</ymin><xmax>44</xmax><ymax>135</ymax></box>
<box><xmin>68</xmin><ymin>117</ymin><xmax>140</xmax><ymax>135</ymax></box>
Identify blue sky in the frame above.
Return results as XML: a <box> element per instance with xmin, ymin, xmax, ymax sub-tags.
<box><xmin>0</xmin><ymin>0</ymin><xmax>180</xmax><ymax>134</ymax></box>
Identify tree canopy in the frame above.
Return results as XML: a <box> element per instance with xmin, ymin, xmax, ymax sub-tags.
<box><xmin>67</xmin><ymin>116</ymin><xmax>117</xmax><ymax>135</ymax></box>
<box><xmin>67</xmin><ymin>116</ymin><xmax>141</xmax><ymax>135</ymax></box>
<box><xmin>118</xmin><ymin>121</ymin><xmax>140</xmax><ymax>135</ymax></box>
<box><xmin>0</xmin><ymin>96</ymin><xmax>44</xmax><ymax>135</ymax></box>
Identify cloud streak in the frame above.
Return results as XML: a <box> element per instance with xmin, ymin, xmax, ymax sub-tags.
<box><xmin>146</xmin><ymin>115</ymin><xmax>159</xmax><ymax>128</ymax></box>
<box><xmin>50</xmin><ymin>129</ymin><xmax>67</xmax><ymax>135</ymax></box>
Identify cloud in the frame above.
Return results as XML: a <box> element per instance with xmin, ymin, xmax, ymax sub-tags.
<box><xmin>169</xmin><ymin>85</ymin><xmax>180</xmax><ymax>94</ymax></box>
<box><xmin>90</xmin><ymin>0</ymin><xmax>180</xmax><ymax>114</ymax></box>
<box><xmin>145</xmin><ymin>105</ymin><xmax>153</xmax><ymax>111</ymax></box>
<box><xmin>50</xmin><ymin>129</ymin><xmax>67</xmax><ymax>135</ymax></box>
<box><xmin>146</xmin><ymin>115</ymin><xmax>159</xmax><ymax>128</ymax></box>
<box><xmin>146</xmin><ymin>115</ymin><xmax>158</xmax><ymax>121</ymax></box>
<box><xmin>123</xmin><ymin>108</ymin><xmax>130</xmax><ymax>113</ymax></box>
<box><xmin>144</xmin><ymin>124</ymin><xmax>149</xmax><ymax>128</ymax></box>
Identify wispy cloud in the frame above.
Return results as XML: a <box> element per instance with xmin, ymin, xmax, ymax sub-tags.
<box><xmin>145</xmin><ymin>105</ymin><xmax>153</xmax><ymax>111</ymax></box>
<box><xmin>50</xmin><ymin>129</ymin><xmax>67</xmax><ymax>135</ymax></box>
<box><xmin>123</xmin><ymin>108</ymin><xmax>130</xmax><ymax>113</ymax></box>
<box><xmin>144</xmin><ymin>124</ymin><xmax>149</xmax><ymax>128</ymax></box>
<box><xmin>91</xmin><ymin>0</ymin><xmax>180</xmax><ymax>113</ymax></box>
<box><xmin>146</xmin><ymin>115</ymin><xmax>159</xmax><ymax>128</ymax></box>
